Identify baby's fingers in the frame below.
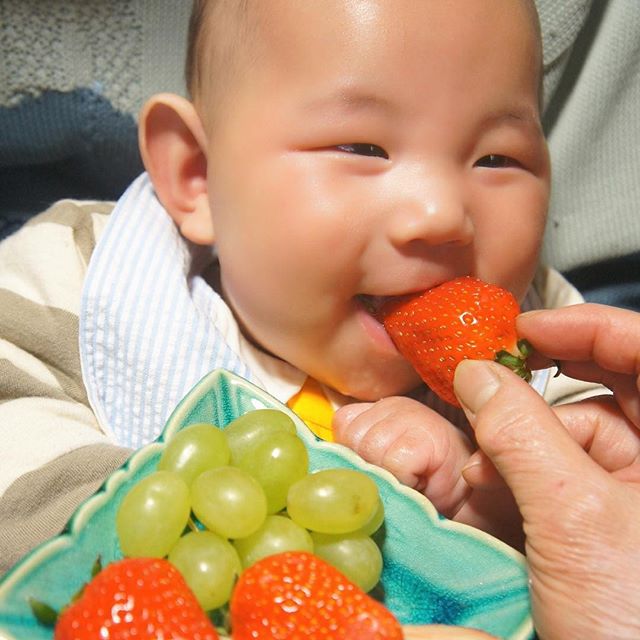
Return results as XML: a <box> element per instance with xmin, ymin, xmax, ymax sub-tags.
<box><xmin>332</xmin><ymin>402</ymin><xmax>376</xmax><ymax>447</ymax></box>
<box><xmin>333</xmin><ymin>397</ymin><xmax>473</xmax><ymax>516</ymax></box>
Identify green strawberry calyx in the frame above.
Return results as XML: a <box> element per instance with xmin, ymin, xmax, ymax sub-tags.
<box><xmin>30</xmin><ymin>557</ymin><xmax>103</xmax><ymax>627</ymax></box>
<box><xmin>494</xmin><ymin>339</ymin><xmax>532</xmax><ymax>382</ymax></box>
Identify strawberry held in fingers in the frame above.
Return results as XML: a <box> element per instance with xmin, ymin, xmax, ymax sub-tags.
<box><xmin>51</xmin><ymin>557</ymin><xmax>219</xmax><ymax>640</ymax></box>
<box><xmin>230</xmin><ymin>550</ymin><xmax>403</xmax><ymax>640</ymax></box>
<box><xmin>380</xmin><ymin>276</ymin><xmax>531</xmax><ymax>407</ymax></box>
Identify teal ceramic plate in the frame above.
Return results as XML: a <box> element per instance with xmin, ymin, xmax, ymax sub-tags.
<box><xmin>0</xmin><ymin>370</ymin><xmax>533</xmax><ymax>639</ymax></box>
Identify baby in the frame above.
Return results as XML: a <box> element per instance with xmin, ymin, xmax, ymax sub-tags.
<box><xmin>0</xmin><ymin>0</ymin><xmax>593</xmax><ymax>572</ymax></box>
<box><xmin>140</xmin><ymin>0</ymin><xmax>561</xmax><ymax>544</ymax></box>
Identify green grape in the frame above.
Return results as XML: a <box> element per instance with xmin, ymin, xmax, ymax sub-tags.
<box><xmin>158</xmin><ymin>423</ymin><xmax>231</xmax><ymax>486</ymax></box>
<box><xmin>116</xmin><ymin>470</ymin><xmax>190</xmax><ymax>558</ymax></box>
<box><xmin>311</xmin><ymin>531</ymin><xmax>383</xmax><ymax>593</ymax></box>
<box><xmin>191</xmin><ymin>466</ymin><xmax>267</xmax><ymax>539</ymax></box>
<box><xmin>356</xmin><ymin>496</ymin><xmax>385</xmax><ymax>536</ymax></box>
<box><xmin>224</xmin><ymin>409</ymin><xmax>296</xmax><ymax>465</ymax></box>
<box><xmin>233</xmin><ymin>514</ymin><xmax>313</xmax><ymax>568</ymax></box>
<box><xmin>287</xmin><ymin>468</ymin><xmax>379</xmax><ymax>534</ymax></box>
<box><xmin>168</xmin><ymin>530</ymin><xmax>241</xmax><ymax>610</ymax></box>
<box><xmin>236</xmin><ymin>431</ymin><xmax>308</xmax><ymax>513</ymax></box>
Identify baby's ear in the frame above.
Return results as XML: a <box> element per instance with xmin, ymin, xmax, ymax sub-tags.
<box><xmin>139</xmin><ymin>93</ymin><xmax>215</xmax><ymax>244</ymax></box>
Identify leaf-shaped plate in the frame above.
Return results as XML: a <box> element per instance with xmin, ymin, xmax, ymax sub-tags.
<box><xmin>0</xmin><ymin>370</ymin><xmax>533</xmax><ymax>639</ymax></box>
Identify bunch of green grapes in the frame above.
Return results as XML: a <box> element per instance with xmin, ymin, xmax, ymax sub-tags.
<box><xmin>116</xmin><ymin>409</ymin><xmax>385</xmax><ymax>611</ymax></box>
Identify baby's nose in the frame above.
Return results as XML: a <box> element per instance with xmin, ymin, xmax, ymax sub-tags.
<box><xmin>387</xmin><ymin>172</ymin><xmax>474</xmax><ymax>248</ymax></box>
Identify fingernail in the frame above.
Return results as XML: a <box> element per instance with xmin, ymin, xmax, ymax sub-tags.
<box><xmin>461</xmin><ymin>450</ymin><xmax>502</xmax><ymax>489</ymax></box>
<box><xmin>460</xmin><ymin>455</ymin><xmax>483</xmax><ymax>486</ymax></box>
<box><xmin>460</xmin><ymin>461</ymin><xmax>482</xmax><ymax>485</ymax></box>
<box><xmin>518</xmin><ymin>309</ymin><xmax>543</xmax><ymax>319</ymax></box>
<box><xmin>460</xmin><ymin>451</ymin><xmax>483</xmax><ymax>475</ymax></box>
<box><xmin>454</xmin><ymin>360</ymin><xmax>501</xmax><ymax>414</ymax></box>
<box><xmin>333</xmin><ymin>403</ymin><xmax>369</xmax><ymax>427</ymax></box>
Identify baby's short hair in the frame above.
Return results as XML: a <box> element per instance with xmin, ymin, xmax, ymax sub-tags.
<box><xmin>186</xmin><ymin>0</ymin><xmax>543</xmax><ymax>108</ymax></box>
<box><xmin>186</xmin><ymin>0</ymin><xmax>256</xmax><ymax>104</ymax></box>
<box><xmin>185</xmin><ymin>0</ymin><xmax>209</xmax><ymax>99</ymax></box>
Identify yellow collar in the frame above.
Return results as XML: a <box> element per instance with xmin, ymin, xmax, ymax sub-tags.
<box><xmin>287</xmin><ymin>377</ymin><xmax>335</xmax><ymax>442</ymax></box>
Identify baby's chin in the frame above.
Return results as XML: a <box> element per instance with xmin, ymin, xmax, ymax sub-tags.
<box><xmin>324</xmin><ymin>365</ymin><xmax>423</xmax><ymax>402</ymax></box>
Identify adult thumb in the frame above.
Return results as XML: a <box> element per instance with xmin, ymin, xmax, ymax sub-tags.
<box><xmin>453</xmin><ymin>360</ymin><xmax>596</xmax><ymax>515</ymax></box>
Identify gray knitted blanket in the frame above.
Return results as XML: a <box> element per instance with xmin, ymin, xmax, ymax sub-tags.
<box><xmin>0</xmin><ymin>0</ymin><xmax>190</xmax><ymax>114</ymax></box>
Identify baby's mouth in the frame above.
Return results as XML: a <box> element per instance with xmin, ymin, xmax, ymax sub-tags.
<box><xmin>356</xmin><ymin>294</ymin><xmax>392</xmax><ymax>320</ymax></box>
<box><xmin>357</xmin><ymin>290</ymin><xmax>429</xmax><ymax>321</ymax></box>
<box><xmin>357</xmin><ymin>294</ymin><xmax>380</xmax><ymax>313</ymax></box>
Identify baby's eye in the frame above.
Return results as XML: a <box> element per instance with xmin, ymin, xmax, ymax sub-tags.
<box><xmin>336</xmin><ymin>143</ymin><xmax>389</xmax><ymax>159</ymax></box>
<box><xmin>475</xmin><ymin>154</ymin><xmax>521</xmax><ymax>169</ymax></box>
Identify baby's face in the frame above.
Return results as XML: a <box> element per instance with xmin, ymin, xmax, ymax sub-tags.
<box><xmin>201</xmin><ymin>0</ymin><xmax>549</xmax><ymax>400</ymax></box>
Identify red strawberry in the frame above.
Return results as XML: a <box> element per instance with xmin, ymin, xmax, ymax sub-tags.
<box><xmin>52</xmin><ymin>557</ymin><xmax>219</xmax><ymax>640</ymax></box>
<box><xmin>230</xmin><ymin>551</ymin><xmax>402</xmax><ymax>640</ymax></box>
<box><xmin>380</xmin><ymin>276</ymin><xmax>531</xmax><ymax>407</ymax></box>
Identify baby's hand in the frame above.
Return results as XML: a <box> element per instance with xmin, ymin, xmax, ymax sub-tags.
<box><xmin>334</xmin><ymin>397</ymin><xmax>525</xmax><ymax>549</ymax></box>
<box><xmin>333</xmin><ymin>397</ymin><xmax>474</xmax><ymax>518</ymax></box>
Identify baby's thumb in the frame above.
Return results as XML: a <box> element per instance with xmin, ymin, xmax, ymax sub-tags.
<box><xmin>453</xmin><ymin>360</ymin><xmax>589</xmax><ymax>516</ymax></box>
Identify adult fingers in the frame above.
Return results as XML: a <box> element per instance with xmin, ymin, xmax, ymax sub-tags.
<box><xmin>452</xmin><ymin>359</ymin><xmax>608</xmax><ymax>519</ymax></box>
<box><xmin>517</xmin><ymin>304</ymin><xmax>640</xmax><ymax>376</ymax></box>
<box><xmin>461</xmin><ymin>449</ymin><xmax>503</xmax><ymax>488</ymax></box>
<box><xmin>554</xmin><ymin>365</ymin><xmax>640</xmax><ymax>427</ymax></box>
<box><xmin>465</xmin><ymin>395</ymin><xmax>640</xmax><ymax>485</ymax></box>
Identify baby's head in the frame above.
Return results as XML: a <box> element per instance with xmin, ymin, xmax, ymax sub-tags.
<box><xmin>140</xmin><ymin>0</ymin><xmax>550</xmax><ymax>401</ymax></box>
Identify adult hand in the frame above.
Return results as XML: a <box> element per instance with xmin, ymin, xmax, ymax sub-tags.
<box><xmin>453</xmin><ymin>304</ymin><xmax>640</xmax><ymax>640</ymax></box>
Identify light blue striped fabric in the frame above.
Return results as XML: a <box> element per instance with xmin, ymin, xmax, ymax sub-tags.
<box><xmin>80</xmin><ymin>173</ymin><xmax>254</xmax><ymax>449</ymax></box>
<box><xmin>79</xmin><ymin>173</ymin><xmax>549</xmax><ymax>449</ymax></box>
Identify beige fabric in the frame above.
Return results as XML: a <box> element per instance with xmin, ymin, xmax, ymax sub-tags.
<box><xmin>0</xmin><ymin>444</ymin><xmax>131</xmax><ymax>576</ymax></box>
<box><xmin>0</xmin><ymin>200</ymin><xmax>131</xmax><ymax>576</ymax></box>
